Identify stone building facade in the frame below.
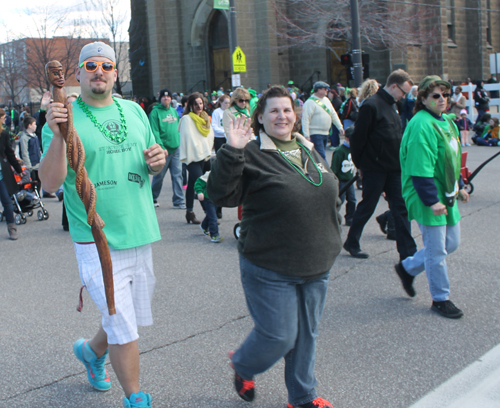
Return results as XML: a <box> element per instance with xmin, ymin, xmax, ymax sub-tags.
<box><xmin>130</xmin><ymin>0</ymin><xmax>500</xmax><ymax>97</ymax></box>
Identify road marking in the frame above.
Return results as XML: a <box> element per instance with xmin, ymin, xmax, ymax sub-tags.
<box><xmin>409</xmin><ymin>343</ymin><xmax>500</xmax><ymax>408</ymax></box>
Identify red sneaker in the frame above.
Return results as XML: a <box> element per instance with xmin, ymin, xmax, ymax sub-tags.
<box><xmin>228</xmin><ymin>350</ymin><xmax>255</xmax><ymax>401</ymax></box>
<box><xmin>288</xmin><ymin>397</ymin><xmax>333</xmax><ymax>408</ymax></box>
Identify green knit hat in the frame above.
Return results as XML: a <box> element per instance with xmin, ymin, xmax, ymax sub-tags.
<box><xmin>418</xmin><ymin>75</ymin><xmax>451</xmax><ymax>92</ymax></box>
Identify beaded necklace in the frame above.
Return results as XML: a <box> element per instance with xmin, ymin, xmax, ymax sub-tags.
<box><xmin>77</xmin><ymin>96</ymin><xmax>128</xmax><ymax>143</ymax></box>
<box><xmin>276</xmin><ymin>142</ymin><xmax>323</xmax><ymax>187</ymax></box>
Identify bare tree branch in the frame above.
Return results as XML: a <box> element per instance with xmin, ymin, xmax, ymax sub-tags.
<box><xmin>272</xmin><ymin>0</ymin><xmax>438</xmax><ymax>57</ymax></box>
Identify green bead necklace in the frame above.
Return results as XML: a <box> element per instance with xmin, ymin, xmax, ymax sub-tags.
<box><xmin>277</xmin><ymin>142</ymin><xmax>323</xmax><ymax>187</ymax></box>
<box><xmin>77</xmin><ymin>96</ymin><xmax>128</xmax><ymax>143</ymax></box>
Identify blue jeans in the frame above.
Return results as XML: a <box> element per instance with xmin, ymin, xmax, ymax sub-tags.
<box><xmin>151</xmin><ymin>148</ymin><xmax>184</xmax><ymax>205</ymax></box>
<box><xmin>329</xmin><ymin>126</ymin><xmax>340</xmax><ymax>148</ymax></box>
<box><xmin>233</xmin><ymin>255</ymin><xmax>330</xmax><ymax>406</ymax></box>
<box><xmin>201</xmin><ymin>198</ymin><xmax>218</xmax><ymax>236</ymax></box>
<box><xmin>338</xmin><ymin>180</ymin><xmax>356</xmax><ymax>224</ymax></box>
<box><xmin>343</xmin><ymin>119</ymin><xmax>355</xmax><ymax>129</ymax></box>
<box><xmin>0</xmin><ymin>179</ymin><xmax>15</xmax><ymax>224</ymax></box>
<box><xmin>402</xmin><ymin>223</ymin><xmax>460</xmax><ymax>301</ymax></box>
<box><xmin>309</xmin><ymin>134</ymin><xmax>328</xmax><ymax>160</ymax></box>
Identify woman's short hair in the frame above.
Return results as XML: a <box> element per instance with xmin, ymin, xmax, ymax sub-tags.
<box><xmin>251</xmin><ymin>85</ymin><xmax>298</xmax><ymax>136</ymax></box>
<box><xmin>230</xmin><ymin>87</ymin><xmax>251</xmax><ymax>108</ymax></box>
<box><xmin>414</xmin><ymin>81</ymin><xmax>451</xmax><ymax>114</ymax></box>
<box><xmin>184</xmin><ymin>92</ymin><xmax>205</xmax><ymax>114</ymax></box>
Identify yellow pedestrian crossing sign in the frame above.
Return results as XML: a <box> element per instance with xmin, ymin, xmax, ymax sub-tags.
<box><xmin>232</xmin><ymin>46</ymin><xmax>246</xmax><ymax>73</ymax></box>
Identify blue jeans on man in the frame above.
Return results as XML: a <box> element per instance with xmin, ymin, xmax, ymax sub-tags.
<box><xmin>309</xmin><ymin>134</ymin><xmax>328</xmax><ymax>160</ymax></box>
<box><xmin>402</xmin><ymin>223</ymin><xmax>460</xmax><ymax>301</ymax></box>
<box><xmin>232</xmin><ymin>254</ymin><xmax>329</xmax><ymax>406</ymax></box>
<box><xmin>338</xmin><ymin>180</ymin><xmax>356</xmax><ymax>225</ymax></box>
<box><xmin>151</xmin><ymin>148</ymin><xmax>184</xmax><ymax>206</ymax></box>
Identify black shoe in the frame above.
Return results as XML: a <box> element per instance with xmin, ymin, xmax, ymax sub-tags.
<box><xmin>394</xmin><ymin>262</ymin><xmax>416</xmax><ymax>297</ymax></box>
<box><xmin>343</xmin><ymin>242</ymin><xmax>369</xmax><ymax>258</ymax></box>
<box><xmin>431</xmin><ymin>300</ymin><xmax>464</xmax><ymax>319</ymax></box>
<box><xmin>376</xmin><ymin>215</ymin><xmax>387</xmax><ymax>234</ymax></box>
<box><xmin>216</xmin><ymin>208</ymin><xmax>222</xmax><ymax>219</ymax></box>
<box><xmin>43</xmin><ymin>192</ymin><xmax>56</xmax><ymax>198</ymax></box>
<box><xmin>57</xmin><ymin>191</ymin><xmax>64</xmax><ymax>201</ymax></box>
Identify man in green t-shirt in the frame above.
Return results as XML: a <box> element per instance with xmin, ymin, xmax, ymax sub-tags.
<box><xmin>39</xmin><ymin>42</ymin><xmax>165</xmax><ymax>408</ymax></box>
<box><xmin>149</xmin><ymin>88</ymin><xmax>185</xmax><ymax>209</ymax></box>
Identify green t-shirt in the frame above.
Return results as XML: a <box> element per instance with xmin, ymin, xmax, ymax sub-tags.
<box><xmin>400</xmin><ymin>110</ymin><xmax>461</xmax><ymax>226</ymax></box>
<box><xmin>148</xmin><ymin>103</ymin><xmax>180</xmax><ymax>153</ymax></box>
<box><xmin>42</xmin><ymin>99</ymin><xmax>161</xmax><ymax>249</ymax></box>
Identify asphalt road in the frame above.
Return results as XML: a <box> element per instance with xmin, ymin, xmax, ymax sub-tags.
<box><xmin>1</xmin><ymin>145</ymin><xmax>499</xmax><ymax>408</ymax></box>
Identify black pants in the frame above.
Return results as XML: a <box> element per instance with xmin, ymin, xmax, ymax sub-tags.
<box><xmin>345</xmin><ymin>170</ymin><xmax>417</xmax><ymax>261</ymax></box>
<box><xmin>186</xmin><ymin>160</ymin><xmax>210</xmax><ymax>211</ymax></box>
<box><xmin>214</xmin><ymin>137</ymin><xmax>225</xmax><ymax>153</ymax></box>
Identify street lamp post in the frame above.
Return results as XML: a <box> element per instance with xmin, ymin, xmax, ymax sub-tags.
<box><xmin>350</xmin><ymin>0</ymin><xmax>363</xmax><ymax>87</ymax></box>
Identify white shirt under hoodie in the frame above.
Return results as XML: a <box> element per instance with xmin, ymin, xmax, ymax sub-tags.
<box><xmin>301</xmin><ymin>96</ymin><xmax>343</xmax><ymax>139</ymax></box>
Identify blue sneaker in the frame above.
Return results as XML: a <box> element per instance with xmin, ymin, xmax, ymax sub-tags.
<box><xmin>123</xmin><ymin>391</ymin><xmax>152</xmax><ymax>408</ymax></box>
<box><xmin>73</xmin><ymin>338</ymin><xmax>111</xmax><ymax>391</ymax></box>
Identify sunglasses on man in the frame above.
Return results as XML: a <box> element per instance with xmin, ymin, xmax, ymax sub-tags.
<box><xmin>79</xmin><ymin>61</ymin><xmax>115</xmax><ymax>73</ymax></box>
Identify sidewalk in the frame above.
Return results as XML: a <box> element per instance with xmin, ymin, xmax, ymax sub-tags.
<box><xmin>409</xmin><ymin>343</ymin><xmax>500</xmax><ymax>408</ymax></box>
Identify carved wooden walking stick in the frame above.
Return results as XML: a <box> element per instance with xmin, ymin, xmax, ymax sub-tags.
<box><xmin>46</xmin><ymin>61</ymin><xmax>116</xmax><ymax>315</ymax></box>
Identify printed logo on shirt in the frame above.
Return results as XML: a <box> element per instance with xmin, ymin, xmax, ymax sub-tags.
<box><xmin>100</xmin><ymin>119</ymin><xmax>124</xmax><ymax>145</ymax></box>
<box><xmin>128</xmin><ymin>172</ymin><xmax>145</xmax><ymax>188</ymax></box>
<box><xmin>341</xmin><ymin>154</ymin><xmax>354</xmax><ymax>173</ymax></box>
<box><xmin>162</xmin><ymin>114</ymin><xmax>178</xmax><ymax>124</ymax></box>
<box><xmin>94</xmin><ymin>180</ymin><xmax>118</xmax><ymax>189</ymax></box>
<box><xmin>99</xmin><ymin>142</ymin><xmax>138</xmax><ymax>155</ymax></box>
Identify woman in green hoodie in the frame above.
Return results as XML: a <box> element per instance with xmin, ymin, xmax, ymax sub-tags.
<box><xmin>397</xmin><ymin>76</ymin><xmax>469</xmax><ymax>319</ymax></box>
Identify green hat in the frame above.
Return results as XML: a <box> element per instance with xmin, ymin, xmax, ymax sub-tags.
<box><xmin>418</xmin><ymin>75</ymin><xmax>451</xmax><ymax>91</ymax></box>
<box><xmin>288</xmin><ymin>80</ymin><xmax>294</xmax><ymax>85</ymax></box>
<box><xmin>248</xmin><ymin>88</ymin><xmax>257</xmax><ymax>97</ymax></box>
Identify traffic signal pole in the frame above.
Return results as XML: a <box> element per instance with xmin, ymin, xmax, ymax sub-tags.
<box><xmin>350</xmin><ymin>0</ymin><xmax>363</xmax><ymax>87</ymax></box>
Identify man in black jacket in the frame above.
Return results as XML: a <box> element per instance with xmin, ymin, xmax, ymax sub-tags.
<box><xmin>343</xmin><ymin>69</ymin><xmax>417</xmax><ymax>260</ymax></box>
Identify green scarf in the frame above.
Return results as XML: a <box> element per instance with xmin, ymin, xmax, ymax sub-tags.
<box><xmin>233</xmin><ymin>105</ymin><xmax>250</xmax><ymax>117</ymax></box>
<box><xmin>310</xmin><ymin>96</ymin><xmax>331</xmax><ymax>115</ymax></box>
<box><xmin>188</xmin><ymin>111</ymin><xmax>211</xmax><ymax>137</ymax></box>
<box><xmin>433</xmin><ymin>117</ymin><xmax>461</xmax><ymax>206</ymax></box>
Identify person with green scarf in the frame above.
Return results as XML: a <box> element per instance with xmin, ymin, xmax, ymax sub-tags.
<box><xmin>179</xmin><ymin>92</ymin><xmax>214</xmax><ymax>224</ymax></box>
<box><xmin>397</xmin><ymin>75</ymin><xmax>469</xmax><ymax>319</ymax></box>
<box><xmin>223</xmin><ymin>87</ymin><xmax>254</xmax><ymax>139</ymax></box>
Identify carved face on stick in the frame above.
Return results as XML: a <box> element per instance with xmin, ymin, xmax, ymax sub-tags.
<box><xmin>46</xmin><ymin>61</ymin><xmax>65</xmax><ymax>88</ymax></box>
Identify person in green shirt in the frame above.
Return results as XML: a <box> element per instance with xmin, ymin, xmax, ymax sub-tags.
<box><xmin>149</xmin><ymin>88</ymin><xmax>185</xmax><ymax>209</ymax></box>
<box><xmin>396</xmin><ymin>75</ymin><xmax>469</xmax><ymax>319</ymax></box>
<box><xmin>39</xmin><ymin>42</ymin><xmax>165</xmax><ymax>408</ymax></box>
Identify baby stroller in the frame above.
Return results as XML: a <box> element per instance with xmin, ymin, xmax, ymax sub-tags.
<box><xmin>7</xmin><ymin>166</ymin><xmax>48</xmax><ymax>225</ymax></box>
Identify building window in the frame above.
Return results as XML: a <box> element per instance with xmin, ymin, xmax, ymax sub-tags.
<box><xmin>445</xmin><ymin>0</ymin><xmax>455</xmax><ymax>44</ymax></box>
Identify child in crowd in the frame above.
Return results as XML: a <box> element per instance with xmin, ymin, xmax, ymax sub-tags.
<box><xmin>472</xmin><ymin>113</ymin><xmax>491</xmax><ymax>145</ymax></box>
<box><xmin>455</xmin><ymin>109</ymin><xmax>473</xmax><ymax>146</ymax></box>
<box><xmin>330</xmin><ymin>126</ymin><xmax>356</xmax><ymax>225</ymax></box>
<box><xmin>194</xmin><ymin>171</ymin><xmax>223</xmax><ymax>243</ymax></box>
<box><xmin>486</xmin><ymin>117</ymin><xmax>500</xmax><ymax>145</ymax></box>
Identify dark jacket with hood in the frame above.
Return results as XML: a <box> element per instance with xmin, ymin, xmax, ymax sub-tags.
<box><xmin>350</xmin><ymin>88</ymin><xmax>403</xmax><ymax>172</ymax></box>
<box><xmin>0</xmin><ymin>130</ymin><xmax>23</xmax><ymax>196</ymax></box>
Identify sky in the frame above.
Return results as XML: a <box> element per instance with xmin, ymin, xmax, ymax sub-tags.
<box><xmin>0</xmin><ymin>1</ymin><xmax>131</xmax><ymax>43</ymax></box>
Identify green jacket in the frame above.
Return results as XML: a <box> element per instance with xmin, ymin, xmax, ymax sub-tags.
<box><xmin>194</xmin><ymin>171</ymin><xmax>210</xmax><ymax>200</ymax></box>
<box><xmin>148</xmin><ymin>103</ymin><xmax>180</xmax><ymax>153</ymax></box>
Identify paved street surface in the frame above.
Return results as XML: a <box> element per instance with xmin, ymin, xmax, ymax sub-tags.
<box><xmin>1</xmin><ymin>146</ymin><xmax>499</xmax><ymax>408</ymax></box>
